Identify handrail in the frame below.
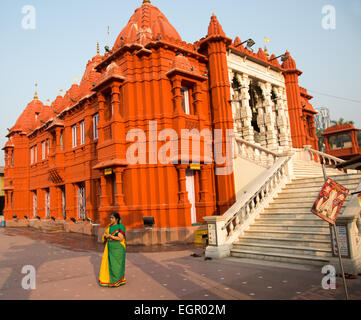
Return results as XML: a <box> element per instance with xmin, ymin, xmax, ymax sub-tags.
<box><xmin>234</xmin><ymin>136</ymin><xmax>279</xmax><ymax>168</ymax></box>
<box><xmin>303</xmin><ymin>145</ymin><xmax>350</xmax><ymax>173</ymax></box>
<box><xmin>303</xmin><ymin>145</ymin><xmax>345</xmax><ymax>165</ymax></box>
<box><xmin>221</xmin><ymin>156</ymin><xmax>292</xmax><ymax>242</ymax></box>
<box><xmin>235</xmin><ymin>137</ymin><xmax>279</xmax><ymax>158</ymax></box>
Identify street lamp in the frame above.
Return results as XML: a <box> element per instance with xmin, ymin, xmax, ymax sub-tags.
<box><xmin>269</xmin><ymin>54</ymin><xmax>289</xmax><ymax>63</ymax></box>
<box><xmin>235</xmin><ymin>39</ymin><xmax>255</xmax><ymax>50</ymax></box>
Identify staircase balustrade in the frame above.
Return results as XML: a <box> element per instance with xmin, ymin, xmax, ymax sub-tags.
<box><xmin>302</xmin><ymin>145</ymin><xmax>347</xmax><ymax>171</ymax></box>
<box><xmin>234</xmin><ymin>136</ymin><xmax>279</xmax><ymax>168</ymax></box>
<box><xmin>204</xmin><ymin>156</ymin><xmax>292</xmax><ymax>258</ymax></box>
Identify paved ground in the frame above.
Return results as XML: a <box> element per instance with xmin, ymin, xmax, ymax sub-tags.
<box><xmin>0</xmin><ymin>227</ymin><xmax>360</xmax><ymax>300</ymax></box>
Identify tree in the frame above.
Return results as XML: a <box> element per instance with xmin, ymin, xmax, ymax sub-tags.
<box><xmin>330</xmin><ymin>117</ymin><xmax>354</xmax><ymax>126</ymax></box>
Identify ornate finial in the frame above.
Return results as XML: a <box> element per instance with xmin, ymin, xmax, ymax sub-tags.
<box><xmin>73</xmin><ymin>77</ymin><xmax>79</xmax><ymax>85</ymax></box>
<box><xmin>97</xmin><ymin>41</ymin><xmax>100</xmax><ymax>55</ymax></box>
<box><xmin>264</xmin><ymin>46</ymin><xmax>269</xmax><ymax>57</ymax></box>
<box><xmin>34</xmin><ymin>83</ymin><xmax>38</xmax><ymax>100</ymax></box>
<box><xmin>264</xmin><ymin>37</ymin><xmax>271</xmax><ymax>57</ymax></box>
<box><xmin>143</xmin><ymin>0</ymin><xmax>151</xmax><ymax>4</ymax></box>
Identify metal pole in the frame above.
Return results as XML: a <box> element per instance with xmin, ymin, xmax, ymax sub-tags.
<box><xmin>321</xmin><ymin>163</ymin><xmax>327</xmax><ymax>182</ymax></box>
<box><xmin>332</xmin><ymin>223</ymin><xmax>349</xmax><ymax>300</ymax></box>
<box><xmin>322</xmin><ymin>163</ymin><xmax>349</xmax><ymax>299</ymax></box>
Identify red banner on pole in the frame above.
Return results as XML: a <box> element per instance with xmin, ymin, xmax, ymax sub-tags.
<box><xmin>311</xmin><ymin>178</ymin><xmax>349</xmax><ymax>225</ymax></box>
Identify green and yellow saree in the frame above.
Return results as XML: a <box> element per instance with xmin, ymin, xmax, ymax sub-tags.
<box><xmin>98</xmin><ymin>223</ymin><xmax>126</xmax><ymax>287</ymax></box>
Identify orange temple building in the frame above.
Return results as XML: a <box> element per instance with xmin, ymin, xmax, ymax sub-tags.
<box><xmin>2</xmin><ymin>1</ymin><xmax>319</xmax><ymax>243</ymax></box>
<box><xmin>322</xmin><ymin>123</ymin><xmax>361</xmax><ymax>160</ymax></box>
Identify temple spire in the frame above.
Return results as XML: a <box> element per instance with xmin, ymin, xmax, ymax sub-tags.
<box><xmin>143</xmin><ymin>0</ymin><xmax>151</xmax><ymax>4</ymax></box>
<box><xmin>34</xmin><ymin>83</ymin><xmax>38</xmax><ymax>100</ymax></box>
<box><xmin>97</xmin><ymin>41</ymin><xmax>100</xmax><ymax>55</ymax></box>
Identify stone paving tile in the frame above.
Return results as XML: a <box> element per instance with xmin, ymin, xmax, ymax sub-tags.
<box><xmin>0</xmin><ymin>228</ymin><xmax>360</xmax><ymax>300</ymax></box>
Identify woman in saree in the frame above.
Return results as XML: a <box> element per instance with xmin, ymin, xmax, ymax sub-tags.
<box><xmin>98</xmin><ymin>212</ymin><xmax>126</xmax><ymax>287</ymax></box>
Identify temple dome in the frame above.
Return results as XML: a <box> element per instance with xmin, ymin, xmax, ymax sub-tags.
<box><xmin>113</xmin><ymin>1</ymin><xmax>182</xmax><ymax>48</ymax></box>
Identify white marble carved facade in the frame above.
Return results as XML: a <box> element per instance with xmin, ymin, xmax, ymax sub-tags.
<box><xmin>227</xmin><ymin>49</ymin><xmax>292</xmax><ymax>154</ymax></box>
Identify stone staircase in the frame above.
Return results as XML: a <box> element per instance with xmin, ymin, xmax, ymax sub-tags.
<box><xmin>292</xmin><ymin>159</ymin><xmax>344</xmax><ymax>179</ymax></box>
<box><xmin>231</xmin><ymin>164</ymin><xmax>361</xmax><ymax>266</ymax></box>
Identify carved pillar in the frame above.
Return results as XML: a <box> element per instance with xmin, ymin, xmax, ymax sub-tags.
<box><xmin>260</xmin><ymin>82</ymin><xmax>278</xmax><ymax>151</ymax></box>
<box><xmin>228</xmin><ymin>70</ymin><xmax>238</xmax><ymax>134</ymax></box>
<box><xmin>274</xmin><ymin>86</ymin><xmax>291</xmax><ymax>150</ymax></box>
<box><xmin>49</xmin><ymin>186</ymin><xmax>58</xmax><ymax>219</ymax></box>
<box><xmin>111</xmin><ymin>84</ymin><xmax>121</xmax><ymax>121</ymax></box>
<box><xmin>237</xmin><ymin>74</ymin><xmax>254</xmax><ymax>143</ymax></box>
<box><xmin>85</xmin><ymin>180</ymin><xmax>94</xmax><ymax>221</ymax></box>
<box><xmin>171</xmin><ymin>77</ymin><xmax>183</xmax><ymax>114</ymax></box>
<box><xmin>176</xmin><ymin>164</ymin><xmax>188</xmax><ymax>204</ymax></box>
<box><xmin>99</xmin><ymin>175</ymin><xmax>109</xmax><ymax>227</ymax></box>
<box><xmin>255</xmin><ymin>90</ymin><xmax>267</xmax><ymax>147</ymax></box>
<box><xmin>114</xmin><ymin>167</ymin><xmax>126</xmax><ymax>206</ymax></box>
<box><xmin>97</xmin><ymin>93</ymin><xmax>106</xmax><ymax>144</ymax></box>
<box><xmin>193</xmin><ymin>83</ymin><xmax>203</xmax><ymax>117</ymax></box>
<box><xmin>281</xmin><ymin>87</ymin><xmax>293</xmax><ymax>148</ymax></box>
<box><xmin>199</xmin><ymin>165</ymin><xmax>212</xmax><ymax>203</ymax></box>
<box><xmin>65</xmin><ymin>183</ymin><xmax>75</xmax><ymax>220</ymax></box>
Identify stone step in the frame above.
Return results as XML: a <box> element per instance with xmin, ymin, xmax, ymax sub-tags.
<box><xmin>250</xmin><ymin>223</ymin><xmax>330</xmax><ymax>233</ymax></box>
<box><xmin>293</xmin><ymin>172</ymin><xmax>344</xmax><ymax>178</ymax></box>
<box><xmin>230</xmin><ymin>249</ymin><xmax>330</xmax><ymax>266</ymax></box>
<box><xmin>237</xmin><ymin>236</ymin><xmax>331</xmax><ymax>249</ymax></box>
<box><xmin>280</xmin><ymin>183</ymin><xmax>358</xmax><ymax>193</ymax></box>
<box><xmin>255</xmin><ymin>217</ymin><xmax>327</xmax><ymax>226</ymax></box>
<box><xmin>284</xmin><ymin>180</ymin><xmax>359</xmax><ymax>189</ymax></box>
<box><xmin>289</xmin><ymin>174</ymin><xmax>361</xmax><ymax>184</ymax></box>
<box><xmin>267</xmin><ymin>200</ymin><xmax>351</xmax><ymax>209</ymax></box>
<box><xmin>244</xmin><ymin>229</ymin><xmax>330</xmax><ymax>240</ymax></box>
<box><xmin>263</xmin><ymin>207</ymin><xmax>318</xmax><ymax>213</ymax></box>
<box><xmin>259</xmin><ymin>213</ymin><xmax>322</xmax><ymax>219</ymax></box>
<box><xmin>229</xmin><ymin>168</ymin><xmax>358</xmax><ymax>268</ymax></box>
<box><xmin>232</xmin><ymin>242</ymin><xmax>332</xmax><ymax>258</ymax></box>
<box><xmin>276</xmin><ymin>190</ymin><xmax>354</xmax><ymax>199</ymax></box>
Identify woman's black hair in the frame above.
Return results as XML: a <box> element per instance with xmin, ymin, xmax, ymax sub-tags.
<box><xmin>110</xmin><ymin>212</ymin><xmax>121</xmax><ymax>224</ymax></box>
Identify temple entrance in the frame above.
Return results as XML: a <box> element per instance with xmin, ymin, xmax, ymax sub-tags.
<box><xmin>33</xmin><ymin>191</ymin><xmax>37</xmax><ymax>218</ymax></box>
<box><xmin>45</xmin><ymin>189</ymin><xmax>50</xmax><ymax>218</ymax></box>
<box><xmin>77</xmin><ymin>183</ymin><xmax>86</xmax><ymax>220</ymax></box>
<box><xmin>61</xmin><ymin>186</ymin><xmax>66</xmax><ymax>220</ymax></box>
<box><xmin>185</xmin><ymin>169</ymin><xmax>197</xmax><ymax>224</ymax></box>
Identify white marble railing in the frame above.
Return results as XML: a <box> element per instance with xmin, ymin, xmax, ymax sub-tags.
<box><xmin>204</xmin><ymin>156</ymin><xmax>292</xmax><ymax>258</ymax></box>
<box><xmin>234</xmin><ymin>136</ymin><xmax>279</xmax><ymax>168</ymax></box>
<box><xmin>303</xmin><ymin>145</ymin><xmax>345</xmax><ymax>167</ymax></box>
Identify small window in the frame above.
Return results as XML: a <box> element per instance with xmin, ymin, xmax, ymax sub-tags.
<box><xmin>34</xmin><ymin>145</ymin><xmax>37</xmax><ymax>163</ymax></box>
<box><xmin>80</xmin><ymin>121</ymin><xmax>85</xmax><ymax>145</ymax></box>
<box><xmin>47</xmin><ymin>139</ymin><xmax>50</xmax><ymax>154</ymax></box>
<box><xmin>93</xmin><ymin>113</ymin><xmax>99</xmax><ymax>140</ymax></box>
<box><xmin>60</xmin><ymin>130</ymin><xmax>64</xmax><ymax>151</ymax></box>
<box><xmin>42</xmin><ymin>141</ymin><xmax>46</xmax><ymax>160</ymax></box>
<box><xmin>329</xmin><ymin>133</ymin><xmax>352</xmax><ymax>150</ymax></box>
<box><xmin>30</xmin><ymin>147</ymin><xmax>34</xmax><ymax>164</ymax></box>
<box><xmin>11</xmin><ymin>150</ymin><xmax>14</xmax><ymax>166</ymax></box>
<box><xmin>72</xmin><ymin>125</ymin><xmax>77</xmax><ymax>148</ymax></box>
<box><xmin>181</xmin><ymin>86</ymin><xmax>191</xmax><ymax>114</ymax></box>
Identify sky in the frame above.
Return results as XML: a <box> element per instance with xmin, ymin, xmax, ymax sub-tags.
<box><xmin>0</xmin><ymin>0</ymin><xmax>360</xmax><ymax>165</ymax></box>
